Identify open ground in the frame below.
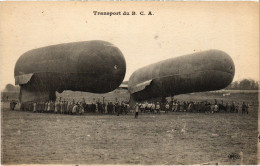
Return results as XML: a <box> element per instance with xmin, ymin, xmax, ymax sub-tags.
<box><xmin>1</xmin><ymin>91</ymin><xmax>259</xmax><ymax>165</ymax></box>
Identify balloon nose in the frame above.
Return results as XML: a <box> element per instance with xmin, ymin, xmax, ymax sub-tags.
<box><xmin>223</xmin><ymin>54</ymin><xmax>235</xmax><ymax>77</ymax></box>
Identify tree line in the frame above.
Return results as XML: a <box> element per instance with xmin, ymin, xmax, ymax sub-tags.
<box><xmin>225</xmin><ymin>79</ymin><xmax>259</xmax><ymax>90</ymax></box>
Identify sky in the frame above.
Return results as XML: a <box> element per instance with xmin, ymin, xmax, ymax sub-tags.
<box><xmin>0</xmin><ymin>2</ymin><xmax>259</xmax><ymax>90</ymax></box>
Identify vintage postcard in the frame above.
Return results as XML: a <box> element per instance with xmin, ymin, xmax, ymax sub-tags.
<box><xmin>0</xmin><ymin>1</ymin><xmax>259</xmax><ymax>165</ymax></box>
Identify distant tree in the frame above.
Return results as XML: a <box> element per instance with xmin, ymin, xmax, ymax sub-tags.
<box><xmin>225</xmin><ymin>83</ymin><xmax>232</xmax><ymax>90</ymax></box>
<box><xmin>232</xmin><ymin>81</ymin><xmax>239</xmax><ymax>90</ymax></box>
<box><xmin>255</xmin><ymin>81</ymin><xmax>259</xmax><ymax>90</ymax></box>
<box><xmin>250</xmin><ymin>80</ymin><xmax>256</xmax><ymax>90</ymax></box>
<box><xmin>226</xmin><ymin>81</ymin><xmax>238</xmax><ymax>90</ymax></box>
<box><xmin>225</xmin><ymin>79</ymin><xmax>259</xmax><ymax>90</ymax></box>
<box><xmin>240</xmin><ymin>79</ymin><xmax>251</xmax><ymax>90</ymax></box>
<box><xmin>4</xmin><ymin>84</ymin><xmax>16</xmax><ymax>92</ymax></box>
<box><xmin>4</xmin><ymin>84</ymin><xmax>20</xmax><ymax>92</ymax></box>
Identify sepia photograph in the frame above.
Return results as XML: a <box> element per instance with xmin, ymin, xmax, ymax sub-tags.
<box><xmin>0</xmin><ymin>1</ymin><xmax>259</xmax><ymax>165</ymax></box>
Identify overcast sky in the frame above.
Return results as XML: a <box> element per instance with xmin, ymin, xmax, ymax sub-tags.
<box><xmin>1</xmin><ymin>2</ymin><xmax>259</xmax><ymax>90</ymax></box>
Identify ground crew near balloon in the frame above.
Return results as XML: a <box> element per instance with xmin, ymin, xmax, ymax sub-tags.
<box><xmin>10</xmin><ymin>100</ymin><xmax>17</xmax><ymax>110</ymax></box>
<box><xmin>151</xmin><ymin>102</ymin><xmax>155</xmax><ymax>113</ymax></box>
<box><xmin>165</xmin><ymin>102</ymin><xmax>169</xmax><ymax>113</ymax></box>
<box><xmin>156</xmin><ymin>102</ymin><xmax>160</xmax><ymax>114</ymax></box>
<box><xmin>135</xmin><ymin>103</ymin><xmax>139</xmax><ymax>118</ymax></box>
<box><xmin>44</xmin><ymin>102</ymin><xmax>48</xmax><ymax>112</ymax></box>
<box><xmin>47</xmin><ymin>101</ymin><xmax>50</xmax><ymax>112</ymax></box>
<box><xmin>72</xmin><ymin>103</ymin><xmax>77</xmax><ymax>115</ymax></box>
<box><xmin>8</xmin><ymin>97</ymin><xmax>252</xmax><ymax>116</ymax></box>
<box><xmin>78</xmin><ymin>104</ymin><xmax>84</xmax><ymax>115</ymax></box>
<box><xmin>33</xmin><ymin>102</ymin><xmax>37</xmax><ymax>113</ymax></box>
<box><xmin>60</xmin><ymin>101</ymin><xmax>65</xmax><ymax>114</ymax></box>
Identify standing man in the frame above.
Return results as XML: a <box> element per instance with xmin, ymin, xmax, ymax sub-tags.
<box><xmin>172</xmin><ymin>101</ymin><xmax>176</xmax><ymax>112</ymax></box>
<box><xmin>42</xmin><ymin>101</ymin><xmax>45</xmax><ymax>113</ymax></box>
<box><xmin>147</xmin><ymin>102</ymin><xmax>152</xmax><ymax>113</ymax></box>
<box><xmin>33</xmin><ymin>102</ymin><xmax>37</xmax><ymax>113</ymax></box>
<box><xmin>97</xmin><ymin>101</ymin><xmax>101</xmax><ymax>114</ymax></box>
<box><xmin>141</xmin><ymin>103</ymin><xmax>145</xmax><ymax>113</ymax></box>
<box><xmin>246</xmin><ymin>103</ymin><xmax>249</xmax><ymax>114</ymax></box>
<box><xmin>115</xmin><ymin>101</ymin><xmax>119</xmax><ymax>116</ymax></box>
<box><xmin>38</xmin><ymin>102</ymin><xmax>42</xmax><ymax>112</ymax></box>
<box><xmin>165</xmin><ymin>101</ymin><xmax>169</xmax><ymax>113</ymax></box>
<box><xmin>50</xmin><ymin>101</ymin><xmax>55</xmax><ymax>113</ymax></box>
<box><xmin>151</xmin><ymin>102</ymin><xmax>155</xmax><ymax>113</ymax></box>
<box><xmin>67</xmin><ymin>101</ymin><xmax>72</xmax><ymax>114</ymax></box>
<box><xmin>156</xmin><ymin>102</ymin><xmax>160</xmax><ymax>114</ymax></box>
<box><xmin>60</xmin><ymin>101</ymin><xmax>64</xmax><ymax>114</ymax></box>
<box><xmin>183</xmin><ymin>101</ymin><xmax>187</xmax><ymax>112</ymax></box>
<box><xmin>214</xmin><ymin>104</ymin><xmax>219</xmax><ymax>113</ymax></box>
<box><xmin>225</xmin><ymin>102</ymin><xmax>230</xmax><ymax>113</ymax></box>
<box><xmin>47</xmin><ymin>101</ymin><xmax>51</xmax><ymax>113</ymax></box>
<box><xmin>235</xmin><ymin>102</ymin><xmax>239</xmax><ymax>113</ymax></box>
<box><xmin>242</xmin><ymin>102</ymin><xmax>247</xmax><ymax>114</ymax></box>
<box><xmin>79</xmin><ymin>104</ymin><xmax>84</xmax><ymax>115</ymax></box>
<box><xmin>110</xmin><ymin>102</ymin><xmax>114</xmax><ymax>114</ymax></box>
<box><xmin>117</xmin><ymin>102</ymin><xmax>121</xmax><ymax>116</ymax></box>
<box><xmin>230</xmin><ymin>102</ymin><xmax>235</xmax><ymax>113</ymax></box>
<box><xmin>169</xmin><ymin>97</ymin><xmax>174</xmax><ymax>112</ymax></box>
<box><xmin>64</xmin><ymin>101</ymin><xmax>68</xmax><ymax>114</ymax></box>
<box><xmin>45</xmin><ymin>101</ymin><xmax>48</xmax><ymax>113</ymax></box>
<box><xmin>10</xmin><ymin>100</ymin><xmax>17</xmax><ymax>111</ymax></box>
<box><xmin>135</xmin><ymin>103</ymin><xmax>139</xmax><ymax>118</ymax></box>
<box><xmin>54</xmin><ymin>101</ymin><xmax>58</xmax><ymax>113</ymax></box>
<box><xmin>176</xmin><ymin>101</ymin><xmax>180</xmax><ymax>112</ymax></box>
<box><xmin>81</xmin><ymin>98</ymin><xmax>87</xmax><ymax>113</ymax></box>
<box><xmin>107</xmin><ymin>102</ymin><xmax>111</xmax><ymax>114</ymax></box>
<box><xmin>72</xmin><ymin>103</ymin><xmax>79</xmax><ymax>115</ymax></box>
<box><xmin>187</xmin><ymin>102</ymin><xmax>191</xmax><ymax>112</ymax></box>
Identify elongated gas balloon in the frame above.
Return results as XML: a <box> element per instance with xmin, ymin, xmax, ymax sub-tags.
<box><xmin>128</xmin><ymin>49</ymin><xmax>235</xmax><ymax>104</ymax></box>
<box><xmin>15</xmin><ymin>40</ymin><xmax>126</xmax><ymax>102</ymax></box>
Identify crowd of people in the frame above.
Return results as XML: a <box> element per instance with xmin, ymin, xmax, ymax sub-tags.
<box><xmin>135</xmin><ymin>99</ymin><xmax>250</xmax><ymax>114</ymax></box>
<box><xmin>9</xmin><ymin>98</ymin><xmax>251</xmax><ymax>115</ymax></box>
<box><xmin>15</xmin><ymin>98</ymin><xmax>130</xmax><ymax>115</ymax></box>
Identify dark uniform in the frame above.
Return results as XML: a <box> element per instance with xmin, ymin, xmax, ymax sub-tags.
<box><xmin>242</xmin><ymin>102</ymin><xmax>247</xmax><ymax>114</ymax></box>
<box><xmin>10</xmin><ymin>100</ymin><xmax>17</xmax><ymax>110</ymax></box>
<box><xmin>135</xmin><ymin>103</ymin><xmax>139</xmax><ymax>118</ymax></box>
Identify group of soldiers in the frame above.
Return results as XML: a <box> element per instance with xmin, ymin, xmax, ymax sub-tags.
<box><xmin>10</xmin><ymin>97</ymin><xmax>250</xmax><ymax>115</ymax></box>
<box><xmin>19</xmin><ymin>100</ymin><xmax>85</xmax><ymax>115</ymax></box>
<box><xmin>136</xmin><ymin>99</ymin><xmax>250</xmax><ymax>114</ymax></box>
<box><xmin>16</xmin><ymin>98</ymin><xmax>130</xmax><ymax>115</ymax></box>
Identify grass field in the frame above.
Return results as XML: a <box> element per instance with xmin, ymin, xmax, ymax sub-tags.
<box><xmin>1</xmin><ymin>90</ymin><xmax>259</xmax><ymax>165</ymax></box>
